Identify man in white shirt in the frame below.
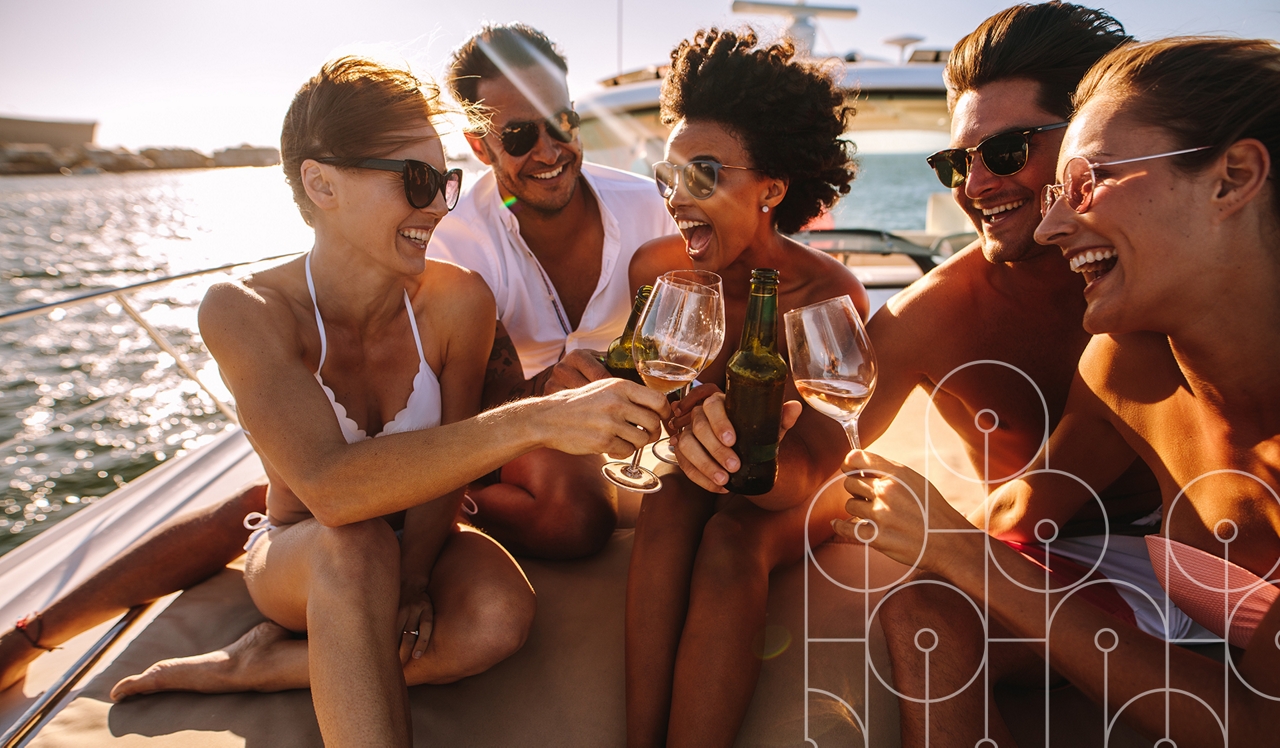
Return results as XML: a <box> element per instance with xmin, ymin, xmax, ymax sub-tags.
<box><xmin>429</xmin><ymin>24</ymin><xmax>675</xmax><ymax>559</ymax></box>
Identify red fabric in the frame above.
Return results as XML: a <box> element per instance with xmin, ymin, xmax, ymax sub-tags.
<box><xmin>1003</xmin><ymin>540</ymin><xmax>1138</xmax><ymax>628</ymax></box>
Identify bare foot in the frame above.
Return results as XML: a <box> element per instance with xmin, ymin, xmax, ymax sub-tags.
<box><xmin>0</xmin><ymin>627</ymin><xmax>46</xmax><ymax>692</ymax></box>
<box><xmin>109</xmin><ymin>621</ymin><xmax>296</xmax><ymax>701</ymax></box>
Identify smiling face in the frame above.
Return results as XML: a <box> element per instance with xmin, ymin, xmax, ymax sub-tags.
<box><xmin>321</xmin><ymin>121</ymin><xmax>451</xmax><ymax>275</ymax></box>
<box><xmin>662</xmin><ymin>119</ymin><xmax>778</xmax><ymax>271</ymax></box>
<box><xmin>1034</xmin><ymin>94</ymin><xmax>1215</xmax><ymax>334</ymax></box>
<box><xmin>468</xmin><ymin>68</ymin><xmax>582</xmax><ymax>214</ymax></box>
<box><xmin>949</xmin><ymin>78</ymin><xmax>1067</xmax><ymax>265</ymax></box>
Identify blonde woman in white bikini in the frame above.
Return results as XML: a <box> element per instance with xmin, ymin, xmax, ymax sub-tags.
<box><xmin>108</xmin><ymin>57</ymin><xmax>669</xmax><ymax>747</ymax></box>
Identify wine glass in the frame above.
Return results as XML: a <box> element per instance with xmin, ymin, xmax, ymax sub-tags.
<box><xmin>650</xmin><ymin>270</ymin><xmax>725</xmax><ymax>465</ymax></box>
<box><xmin>602</xmin><ymin>275</ymin><xmax>724</xmax><ymax>492</ymax></box>
<box><xmin>784</xmin><ymin>295</ymin><xmax>877</xmax><ymax>449</ymax></box>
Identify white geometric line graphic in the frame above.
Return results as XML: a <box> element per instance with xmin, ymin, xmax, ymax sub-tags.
<box><xmin>800</xmin><ymin>358</ymin><xmax>1279</xmax><ymax>746</ymax></box>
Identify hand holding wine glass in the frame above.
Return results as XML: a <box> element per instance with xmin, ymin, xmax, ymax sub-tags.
<box><xmin>601</xmin><ymin>274</ymin><xmax>723</xmax><ymax>493</ymax></box>
<box><xmin>784</xmin><ymin>295</ymin><xmax>877</xmax><ymax>450</ymax></box>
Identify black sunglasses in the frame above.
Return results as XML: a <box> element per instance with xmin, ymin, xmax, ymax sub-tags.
<box><xmin>496</xmin><ymin>109</ymin><xmax>581</xmax><ymax>157</ymax></box>
<box><xmin>926</xmin><ymin>122</ymin><xmax>1069</xmax><ymax>188</ymax></box>
<box><xmin>653</xmin><ymin>160</ymin><xmax>757</xmax><ymax>200</ymax></box>
<box><xmin>317</xmin><ymin>157</ymin><xmax>462</xmax><ymax>211</ymax></box>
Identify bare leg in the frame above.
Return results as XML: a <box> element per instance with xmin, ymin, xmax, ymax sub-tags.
<box><xmin>111</xmin><ymin>526</ymin><xmax>535</xmax><ymax>696</ymax></box>
<box><xmin>0</xmin><ymin>482</ymin><xmax>265</xmax><ymax>691</ymax></box>
<box><xmin>467</xmin><ymin>448</ymin><xmax>617</xmax><ymax>560</ymax></box>
<box><xmin>625</xmin><ymin>472</ymin><xmax>718</xmax><ymax>748</ymax></box>
<box><xmin>664</xmin><ymin>486</ymin><xmax>850</xmax><ymax>748</ymax></box>
<box><xmin>879</xmin><ymin>574</ymin><xmax>1044</xmax><ymax>747</ymax></box>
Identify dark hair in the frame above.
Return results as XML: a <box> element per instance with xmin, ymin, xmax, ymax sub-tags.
<box><xmin>1074</xmin><ymin>36</ymin><xmax>1280</xmax><ymax>217</ymax></box>
<box><xmin>448</xmin><ymin>23</ymin><xmax>568</xmax><ymax>109</ymax></box>
<box><xmin>661</xmin><ymin>27</ymin><xmax>855</xmax><ymax>234</ymax></box>
<box><xmin>947</xmin><ymin>2</ymin><xmax>1131</xmax><ymax>119</ymax></box>
<box><xmin>281</xmin><ymin>56</ymin><xmax>439</xmax><ymax>226</ymax></box>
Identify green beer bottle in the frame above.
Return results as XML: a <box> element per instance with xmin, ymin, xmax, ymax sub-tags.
<box><xmin>725</xmin><ymin>269</ymin><xmax>787</xmax><ymax>495</ymax></box>
<box><xmin>602</xmin><ymin>285</ymin><xmax>652</xmax><ymax>385</ymax></box>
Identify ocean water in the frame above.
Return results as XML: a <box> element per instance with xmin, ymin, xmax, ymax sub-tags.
<box><xmin>0</xmin><ymin>167</ymin><xmax>311</xmax><ymax>555</ymax></box>
<box><xmin>0</xmin><ymin>155</ymin><xmax>941</xmax><ymax>556</ymax></box>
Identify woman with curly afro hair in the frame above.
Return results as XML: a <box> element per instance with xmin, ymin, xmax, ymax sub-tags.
<box><xmin>625</xmin><ymin>27</ymin><xmax>869</xmax><ymax>746</ymax></box>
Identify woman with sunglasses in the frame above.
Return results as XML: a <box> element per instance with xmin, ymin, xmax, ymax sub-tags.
<box><xmin>623</xmin><ymin>28</ymin><xmax>870</xmax><ymax>746</ymax></box>
<box><xmin>106</xmin><ymin>57</ymin><xmax>670</xmax><ymax>747</ymax></box>
<box><xmin>837</xmin><ymin>37</ymin><xmax>1280</xmax><ymax>745</ymax></box>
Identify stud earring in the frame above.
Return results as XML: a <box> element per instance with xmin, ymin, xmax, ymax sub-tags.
<box><xmin>761</xmin><ymin>205</ymin><xmax>770</xmax><ymax>213</ymax></box>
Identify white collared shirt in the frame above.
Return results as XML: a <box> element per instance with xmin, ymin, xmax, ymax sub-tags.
<box><xmin>428</xmin><ymin>162</ymin><xmax>676</xmax><ymax>378</ymax></box>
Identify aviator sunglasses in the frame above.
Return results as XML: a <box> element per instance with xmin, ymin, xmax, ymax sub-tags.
<box><xmin>653</xmin><ymin>160</ymin><xmax>758</xmax><ymax>201</ymax></box>
<box><xmin>926</xmin><ymin>122</ymin><xmax>1069</xmax><ymax>189</ymax></box>
<box><xmin>496</xmin><ymin>109</ymin><xmax>581</xmax><ymax>157</ymax></box>
<box><xmin>1039</xmin><ymin>146</ymin><xmax>1213</xmax><ymax>217</ymax></box>
<box><xmin>317</xmin><ymin>157</ymin><xmax>463</xmax><ymax>211</ymax></box>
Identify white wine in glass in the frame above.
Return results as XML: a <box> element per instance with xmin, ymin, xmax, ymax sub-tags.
<box><xmin>784</xmin><ymin>295</ymin><xmax>877</xmax><ymax>449</ymax></box>
<box><xmin>602</xmin><ymin>275</ymin><xmax>723</xmax><ymax>492</ymax></box>
<box><xmin>649</xmin><ymin>269</ymin><xmax>725</xmax><ymax>465</ymax></box>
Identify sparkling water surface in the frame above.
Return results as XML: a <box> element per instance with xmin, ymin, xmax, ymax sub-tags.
<box><xmin>0</xmin><ymin>167</ymin><xmax>310</xmax><ymax>555</ymax></box>
<box><xmin>0</xmin><ymin>155</ymin><xmax>940</xmax><ymax>557</ymax></box>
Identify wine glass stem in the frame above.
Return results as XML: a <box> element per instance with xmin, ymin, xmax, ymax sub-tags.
<box><xmin>623</xmin><ymin>444</ymin><xmax>646</xmax><ymax>477</ymax></box>
<box><xmin>842</xmin><ymin>419</ymin><xmax>862</xmax><ymax>451</ymax></box>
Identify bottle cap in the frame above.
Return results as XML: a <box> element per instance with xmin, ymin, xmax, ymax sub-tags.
<box><xmin>751</xmin><ymin>268</ymin><xmax>780</xmax><ymax>283</ymax></box>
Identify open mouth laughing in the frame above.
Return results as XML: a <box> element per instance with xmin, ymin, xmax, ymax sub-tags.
<box><xmin>1068</xmin><ymin>249</ymin><xmax>1118</xmax><ymax>284</ymax></box>
<box><xmin>979</xmin><ymin>198</ymin><xmax>1028</xmax><ymax>224</ymax></box>
<box><xmin>529</xmin><ymin>164</ymin><xmax>565</xmax><ymax>180</ymax></box>
<box><xmin>399</xmin><ymin>227</ymin><xmax>432</xmax><ymax>249</ymax></box>
<box><xmin>676</xmin><ymin>218</ymin><xmax>712</xmax><ymax>258</ymax></box>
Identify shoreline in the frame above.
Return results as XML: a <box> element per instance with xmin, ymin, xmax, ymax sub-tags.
<box><xmin>0</xmin><ymin>143</ymin><xmax>280</xmax><ymax>176</ymax></box>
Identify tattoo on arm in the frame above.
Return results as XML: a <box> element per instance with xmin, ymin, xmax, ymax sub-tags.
<box><xmin>483</xmin><ymin>328</ymin><xmax>533</xmax><ymax>409</ymax></box>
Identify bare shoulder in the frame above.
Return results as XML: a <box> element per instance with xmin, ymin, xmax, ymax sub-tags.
<box><xmin>785</xmin><ymin>238</ymin><xmax>869</xmax><ymax>319</ymax></box>
<box><xmin>884</xmin><ymin>242</ymin><xmax>986</xmax><ymax>318</ymax></box>
<box><xmin>198</xmin><ymin>261</ymin><xmax>306</xmax><ymax>361</ymax></box>
<box><xmin>414</xmin><ymin>257</ymin><xmax>494</xmax><ymax>338</ymax></box>
<box><xmin>1078</xmin><ymin>331</ymin><xmax>1178</xmax><ymax>400</ymax></box>
<box><xmin>417</xmin><ymin>258</ymin><xmax>496</xmax><ymax>322</ymax></box>
<box><xmin>629</xmin><ymin>235</ymin><xmax>690</xmax><ymax>291</ymax></box>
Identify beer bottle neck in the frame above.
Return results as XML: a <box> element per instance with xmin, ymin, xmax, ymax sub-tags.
<box><xmin>739</xmin><ymin>280</ymin><xmax>778</xmax><ymax>352</ymax></box>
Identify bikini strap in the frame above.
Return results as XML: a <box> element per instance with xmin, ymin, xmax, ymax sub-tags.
<box><xmin>403</xmin><ymin>290</ymin><xmax>427</xmax><ymax>366</ymax></box>
<box><xmin>304</xmin><ymin>253</ymin><xmax>328</xmax><ymax>371</ymax></box>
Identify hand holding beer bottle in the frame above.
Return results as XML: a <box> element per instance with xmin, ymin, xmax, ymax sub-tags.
<box><xmin>671</xmin><ymin>269</ymin><xmax>804</xmax><ymax>496</ymax></box>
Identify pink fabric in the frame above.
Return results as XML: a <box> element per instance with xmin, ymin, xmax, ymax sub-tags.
<box><xmin>1145</xmin><ymin>535</ymin><xmax>1279</xmax><ymax>648</ymax></box>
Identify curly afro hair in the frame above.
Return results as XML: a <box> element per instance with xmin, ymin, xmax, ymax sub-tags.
<box><xmin>660</xmin><ymin>28</ymin><xmax>856</xmax><ymax>234</ymax></box>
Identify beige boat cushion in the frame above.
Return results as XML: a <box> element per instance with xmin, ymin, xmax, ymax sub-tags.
<box><xmin>29</xmin><ymin>530</ymin><xmax>902</xmax><ymax>747</ymax></box>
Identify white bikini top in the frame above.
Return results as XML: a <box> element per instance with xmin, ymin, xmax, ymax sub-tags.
<box><xmin>305</xmin><ymin>253</ymin><xmax>442</xmax><ymax>442</ymax></box>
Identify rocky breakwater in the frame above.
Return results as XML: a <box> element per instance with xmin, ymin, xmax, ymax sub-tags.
<box><xmin>0</xmin><ymin>143</ymin><xmax>280</xmax><ymax>175</ymax></box>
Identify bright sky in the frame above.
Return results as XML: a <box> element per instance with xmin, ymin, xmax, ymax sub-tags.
<box><xmin>2</xmin><ymin>0</ymin><xmax>1277</xmax><ymax>152</ymax></box>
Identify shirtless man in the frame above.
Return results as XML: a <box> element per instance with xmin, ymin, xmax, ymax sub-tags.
<box><xmin>0</xmin><ymin>24</ymin><xmax>672</xmax><ymax>689</ymax></box>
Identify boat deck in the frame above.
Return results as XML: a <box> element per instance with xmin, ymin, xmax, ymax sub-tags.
<box><xmin>1</xmin><ymin>391</ymin><xmax>1154</xmax><ymax>746</ymax></box>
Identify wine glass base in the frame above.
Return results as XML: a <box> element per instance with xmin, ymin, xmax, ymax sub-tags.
<box><xmin>651</xmin><ymin>436</ymin><xmax>679</xmax><ymax>465</ymax></box>
<box><xmin>601</xmin><ymin>461</ymin><xmax>662</xmax><ymax>493</ymax></box>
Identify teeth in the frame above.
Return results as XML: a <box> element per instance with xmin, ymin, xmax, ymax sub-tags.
<box><xmin>530</xmin><ymin>165</ymin><xmax>564</xmax><ymax>180</ymax></box>
<box><xmin>1068</xmin><ymin>249</ymin><xmax>1117</xmax><ymax>272</ymax></box>
<box><xmin>981</xmin><ymin>199</ymin><xmax>1027</xmax><ymax>217</ymax></box>
<box><xmin>677</xmin><ymin>220</ymin><xmax>708</xmax><ymax>231</ymax></box>
<box><xmin>400</xmin><ymin>228</ymin><xmax>430</xmax><ymax>244</ymax></box>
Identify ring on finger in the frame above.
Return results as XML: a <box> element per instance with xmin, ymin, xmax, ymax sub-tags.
<box><xmin>403</xmin><ymin>629</ymin><xmax>419</xmax><ymax>637</ymax></box>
